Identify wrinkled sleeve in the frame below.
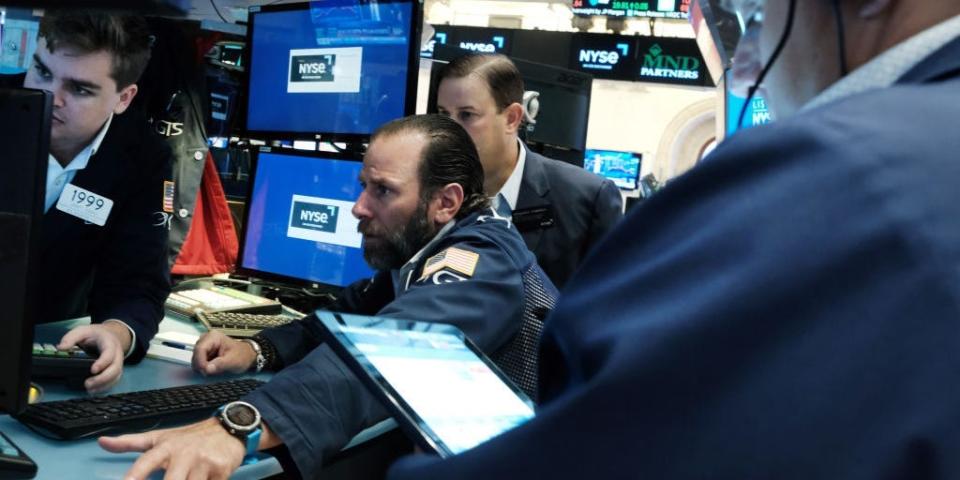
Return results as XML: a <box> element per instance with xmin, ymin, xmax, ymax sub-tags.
<box><xmin>88</xmin><ymin>137</ymin><xmax>172</xmax><ymax>362</ymax></box>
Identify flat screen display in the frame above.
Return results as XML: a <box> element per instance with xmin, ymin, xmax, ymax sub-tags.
<box><xmin>244</xmin><ymin>0</ymin><xmax>419</xmax><ymax>139</ymax></box>
<box><xmin>315</xmin><ymin>312</ymin><xmax>536</xmax><ymax>457</ymax></box>
<box><xmin>584</xmin><ymin>149</ymin><xmax>642</xmax><ymax>190</ymax></box>
<box><xmin>239</xmin><ymin>149</ymin><xmax>374</xmax><ymax>287</ymax></box>
<box><xmin>571</xmin><ymin>0</ymin><xmax>690</xmax><ymax>18</ymax></box>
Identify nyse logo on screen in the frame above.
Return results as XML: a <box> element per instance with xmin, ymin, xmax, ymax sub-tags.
<box><xmin>291</xmin><ymin>201</ymin><xmax>339</xmax><ymax>233</ymax></box>
<box><xmin>290</xmin><ymin>54</ymin><xmax>336</xmax><ymax>83</ymax></box>
<box><xmin>458</xmin><ymin>36</ymin><xmax>504</xmax><ymax>53</ymax></box>
<box><xmin>578</xmin><ymin>43</ymin><xmax>629</xmax><ymax>71</ymax></box>
<box><xmin>287</xmin><ymin>195</ymin><xmax>362</xmax><ymax>248</ymax></box>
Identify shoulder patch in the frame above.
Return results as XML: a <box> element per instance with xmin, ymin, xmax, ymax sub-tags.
<box><xmin>419</xmin><ymin>247</ymin><xmax>480</xmax><ymax>282</ymax></box>
<box><xmin>163</xmin><ymin>181</ymin><xmax>175</xmax><ymax>213</ymax></box>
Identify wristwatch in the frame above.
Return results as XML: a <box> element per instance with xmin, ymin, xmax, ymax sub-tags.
<box><xmin>216</xmin><ymin>401</ymin><xmax>262</xmax><ymax>460</ymax></box>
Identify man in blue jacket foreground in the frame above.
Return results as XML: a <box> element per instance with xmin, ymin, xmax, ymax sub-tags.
<box><xmin>384</xmin><ymin>0</ymin><xmax>960</xmax><ymax>478</ymax></box>
<box><xmin>100</xmin><ymin>114</ymin><xmax>558</xmax><ymax>478</ymax></box>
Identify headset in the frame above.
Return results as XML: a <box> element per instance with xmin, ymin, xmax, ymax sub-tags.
<box><xmin>522</xmin><ymin>90</ymin><xmax>540</xmax><ymax>125</ymax></box>
<box><xmin>737</xmin><ymin>0</ymin><xmax>848</xmax><ymax>128</ymax></box>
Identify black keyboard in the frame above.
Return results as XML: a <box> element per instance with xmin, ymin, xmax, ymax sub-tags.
<box><xmin>197</xmin><ymin>310</ymin><xmax>295</xmax><ymax>338</ymax></box>
<box><xmin>15</xmin><ymin>378</ymin><xmax>265</xmax><ymax>440</ymax></box>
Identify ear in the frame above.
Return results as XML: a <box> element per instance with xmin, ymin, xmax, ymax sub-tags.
<box><xmin>113</xmin><ymin>83</ymin><xmax>139</xmax><ymax>115</ymax></box>
<box><xmin>430</xmin><ymin>183</ymin><xmax>465</xmax><ymax>225</ymax></box>
<box><xmin>857</xmin><ymin>0</ymin><xmax>894</xmax><ymax>18</ymax></box>
<box><xmin>503</xmin><ymin>102</ymin><xmax>524</xmax><ymax>134</ymax></box>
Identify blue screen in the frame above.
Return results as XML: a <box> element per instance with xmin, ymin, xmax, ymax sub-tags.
<box><xmin>584</xmin><ymin>149</ymin><xmax>641</xmax><ymax>190</ymax></box>
<box><xmin>241</xmin><ymin>151</ymin><xmax>374</xmax><ymax>287</ymax></box>
<box><xmin>246</xmin><ymin>0</ymin><xmax>414</xmax><ymax>136</ymax></box>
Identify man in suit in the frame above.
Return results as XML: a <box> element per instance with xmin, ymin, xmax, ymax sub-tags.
<box><xmin>386</xmin><ymin>0</ymin><xmax>960</xmax><ymax>478</ymax></box>
<box><xmin>14</xmin><ymin>12</ymin><xmax>172</xmax><ymax>393</ymax></box>
<box><xmin>435</xmin><ymin>54</ymin><xmax>623</xmax><ymax>289</ymax></box>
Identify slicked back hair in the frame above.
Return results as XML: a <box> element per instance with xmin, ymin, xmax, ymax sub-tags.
<box><xmin>437</xmin><ymin>54</ymin><xmax>524</xmax><ymax>112</ymax></box>
<box><xmin>371</xmin><ymin>114</ymin><xmax>490</xmax><ymax>219</ymax></box>
<box><xmin>39</xmin><ymin>12</ymin><xmax>152</xmax><ymax>91</ymax></box>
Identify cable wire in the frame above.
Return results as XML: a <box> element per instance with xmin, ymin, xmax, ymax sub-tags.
<box><xmin>210</xmin><ymin>0</ymin><xmax>229</xmax><ymax>23</ymax></box>
<box><xmin>738</xmin><ymin>0</ymin><xmax>798</xmax><ymax>129</ymax></box>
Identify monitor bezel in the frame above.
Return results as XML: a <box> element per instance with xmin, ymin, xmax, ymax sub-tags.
<box><xmin>235</xmin><ymin>146</ymin><xmax>371</xmax><ymax>289</ymax></box>
<box><xmin>583</xmin><ymin>148</ymin><xmax>643</xmax><ymax>191</ymax></box>
<box><xmin>239</xmin><ymin>0</ymin><xmax>423</xmax><ymax>143</ymax></box>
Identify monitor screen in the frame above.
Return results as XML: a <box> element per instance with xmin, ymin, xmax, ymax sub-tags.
<box><xmin>571</xmin><ymin>0</ymin><xmax>690</xmax><ymax>19</ymax></box>
<box><xmin>238</xmin><ymin>149</ymin><xmax>374</xmax><ymax>288</ymax></box>
<box><xmin>584</xmin><ymin>149</ymin><xmax>642</xmax><ymax>190</ymax></box>
<box><xmin>243</xmin><ymin>0</ymin><xmax>420</xmax><ymax>140</ymax></box>
<box><xmin>0</xmin><ymin>88</ymin><xmax>49</xmax><ymax>414</ymax></box>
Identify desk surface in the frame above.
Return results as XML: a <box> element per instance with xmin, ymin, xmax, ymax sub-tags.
<box><xmin>0</xmin><ymin>317</ymin><xmax>283</xmax><ymax>480</ymax></box>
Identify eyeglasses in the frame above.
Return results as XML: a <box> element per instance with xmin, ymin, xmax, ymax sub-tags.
<box><xmin>719</xmin><ymin>0</ymin><xmax>764</xmax><ymax>33</ymax></box>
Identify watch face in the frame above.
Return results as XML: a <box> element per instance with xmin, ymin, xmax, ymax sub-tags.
<box><xmin>226</xmin><ymin>402</ymin><xmax>258</xmax><ymax>428</ymax></box>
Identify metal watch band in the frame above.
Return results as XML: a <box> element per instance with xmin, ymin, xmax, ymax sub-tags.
<box><xmin>241</xmin><ymin>339</ymin><xmax>266</xmax><ymax>373</ymax></box>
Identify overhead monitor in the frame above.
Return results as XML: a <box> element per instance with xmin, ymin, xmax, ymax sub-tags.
<box><xmin>237</xmin><ymin>148</ymin><xmax>375</xmax><ymax>288</ymax></box>
<box><xmin>584</xmin><ymin>149</ymin><xmax>642</xmax><ymax>190</ymax></box>
<box><xmin>572</xmin><ymin>0</ymin><xmax>691</xmax><ymax>19</ymax></box>
<box><xmin>242</xmin><ymin>0</ymin><xmax>422</xmax><ymax>141</ymax></box>
<box><xmin>0</xmin><ymin>87</ymin><xmax>49</xmax><ymax>414</ymax></box>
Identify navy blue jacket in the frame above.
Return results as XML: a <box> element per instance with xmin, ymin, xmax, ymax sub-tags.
<box><xmin>387</xmin><ymin>36</ymin><xmax>960</xmax><ymax>479</ymax></box>
<box><xmin>40</xmin><ymin>111</ymin><xmax>172</xmax><ymax>362</ymax></box>
<box><xmin>244</xmin><ymin>207</ymin><xmax>557</xmax><ymax>477</ymax></box>
<box><xmin>517</xmin><ymin>149</ymin><xmax>622</xmax><ymax>290</ymax></box>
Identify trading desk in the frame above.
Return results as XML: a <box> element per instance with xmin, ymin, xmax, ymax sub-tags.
<box><xmin>0</xmin><ymin>317</ymin><xmax>282</xmax><ymax>479</ymax></box>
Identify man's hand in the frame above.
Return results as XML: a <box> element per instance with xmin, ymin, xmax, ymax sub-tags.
<box><xmin>58</xmin><ymin>321</ymin><xmax>131</xmax><ymax>393</ymax></box>
<box><xmin>99</xmin><ymin>418</ymin><xmax>245</xmax><ymax>480</ymax></box>
<box><xmin>192</xmin><ymin>331</ymin><xmax>258</xmax><ymax>376</ymax></box>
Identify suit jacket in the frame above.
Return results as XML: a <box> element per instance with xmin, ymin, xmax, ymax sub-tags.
<box><xmin>388</xmin><ymin>36</ymin><xmax>960</xmax><ymax>479</ymax></box>
<box><xmin>244</xmin><ymin>208</ymin><xmax>558</xmax><ymax>478</ymax></box>
<box><xmin>38</xmin><ymin>109</ymin><xmax>173</xmax><ymax>362</ymax></box>
<box><xmin>514</xmin><ymin>149</ymin><xmax>622</xmax><ymax>289</ymax></box>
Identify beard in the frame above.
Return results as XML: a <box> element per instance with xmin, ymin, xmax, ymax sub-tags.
<box><xmin>359</xmin><ymin>201</ymin><xmax>436</xmax><ymax>271</ymax></box>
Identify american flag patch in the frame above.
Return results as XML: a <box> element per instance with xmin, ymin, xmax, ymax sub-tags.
<box><xmin>419</xmin><ymin>247</ymin><xmax>480</xmax><ymax>282</ymax></box>
<box><xmin>163</xmin><ymin>181</ymin><xmax>175</xmax><ymax>213</ymax></box>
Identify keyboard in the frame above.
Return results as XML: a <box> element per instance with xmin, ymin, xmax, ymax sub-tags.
<box><xmin>197</xmin><ymin>311</ymin><xmax>295</xmax><ymax>338</ymax></box>
<box><xmin>31</xmin><ymin>343</ymin><xmax>96</xmax><ymax>383</ymax></box>
<box><xmin>15</xmin><ymin>378</ymin><xmax>265</xmax><ymax>440</ymax></box>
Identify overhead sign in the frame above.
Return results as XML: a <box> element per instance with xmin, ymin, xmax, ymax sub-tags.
<box><xmin>569</xmin><ymin>33</ymin><xmax>637</xmax><ymax>81</ymax></box>
<box><xmin>571</xmin><ymin>0</ymin><xmax>690</xmax><ymax>18</ymax></box>
<box><xmin>635</xmin><ymin>37</ymin><xmax>710</xmax><ymax>86</ymax></box>
<box><xmin>420</xmin><ymin>26</ymin><xmax>511</xmax><ymax>59</ymax></box>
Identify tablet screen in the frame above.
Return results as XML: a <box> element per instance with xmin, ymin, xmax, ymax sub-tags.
<box><xmin>316</xmin><ymin>313</ymin><xmax>535</xmax><ymax>456</ymax></box>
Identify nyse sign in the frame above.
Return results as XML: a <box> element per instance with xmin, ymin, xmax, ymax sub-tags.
<box><xmin>287</xmin><ymin>195</ymin><xmax>362</xmax><ymax>248</ymax></box>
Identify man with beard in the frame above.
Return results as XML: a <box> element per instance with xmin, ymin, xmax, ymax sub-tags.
<box><xmin>99</xmin><ymin>114</ymin><xmax>558</xmax><ymax>479</ymax></box>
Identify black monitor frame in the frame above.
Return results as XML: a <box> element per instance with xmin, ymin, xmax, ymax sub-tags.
<box><xmin>234</xmin><ymin>147</ymin><xmax>369</xmax><ymax>290</ymax></box>
<box><xmin>239</xmin><ymin>0</ymin><xmax>423</xmax><ymax>144</ymax></box>
<box><xmin>0</xmin><ymin>88</ymin><xmax>50</xmax><ymax>415</ymax></box>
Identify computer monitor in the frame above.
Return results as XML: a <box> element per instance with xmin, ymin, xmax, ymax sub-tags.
<box><xmin>0</xmin><ymin>88</ymin><xmax>50</xmax><ymax>414</ymax></box>
<box><xmin>242</xmin><ymin>0</ymin><xmax>422</xmax><ymax>142</ymax></box>
<box><xmin>237</xmin><ymin>148</ymin><xmax>375</xmax><ymax>289</ymax></box>
<box><xmin>584</xmin><ymin>149</ymin><xmax>642</xmax><ymax>190</ymax></box>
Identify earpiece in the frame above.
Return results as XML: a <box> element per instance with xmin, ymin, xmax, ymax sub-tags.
<box><xmin>522</xmin><ymin>90</ymin><xmax>540</xmax><ymax>125</ymax></box>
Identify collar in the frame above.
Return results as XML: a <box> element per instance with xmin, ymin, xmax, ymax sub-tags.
<box><xmin>394</xmin><ymin>219</ymin><xmax>458</xmax><ymax>290</ymax></box>
<box><xmin>803</xmin><ymin>14</ymin><xmax>960</xmax><ymax>112</ymax></box>
<box><xmin>49</xmin><ymin>113</ymin><xmax>114</xmax><ymax>173</ymax></box>
<box><xmin>493</xmin><ymin>138</ymin><xmax>526</xmax><ymax>212</ymax></box>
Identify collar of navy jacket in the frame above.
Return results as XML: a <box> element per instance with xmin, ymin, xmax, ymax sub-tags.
<box><xmin>897</xmin><ymin>35</ymin><xmax>960</xmax><ymax>84</ymax></box>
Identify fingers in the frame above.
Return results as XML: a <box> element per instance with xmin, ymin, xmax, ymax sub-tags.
<box><xmin>85</xmin><ymin>352</ymin><xmax>123</xmax><ymax>393</ymax></box>
<box><xmin>57</xmin><ymin>325</ymin><xmax>94</xmax><ymax>350</ymax></box>
<box><xmin>125</xmin><ymin>443</ymin><xmax>171</xmax><ymax>480</ymax></box>
<box><xmin>99</xmin><ymin>431</ymin><xmax>158</xmax><ymax>453</ymax></box>
<box><xmin>192</xmin><ymin>332</ymin><xmax>225</xmax><ymax>375</ymax></box>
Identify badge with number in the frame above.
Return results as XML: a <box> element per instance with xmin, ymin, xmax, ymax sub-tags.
<box><xmin>56</xmin><ymin>184</ymin><xmax>114</xmax><ymax>226</ymax></box>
